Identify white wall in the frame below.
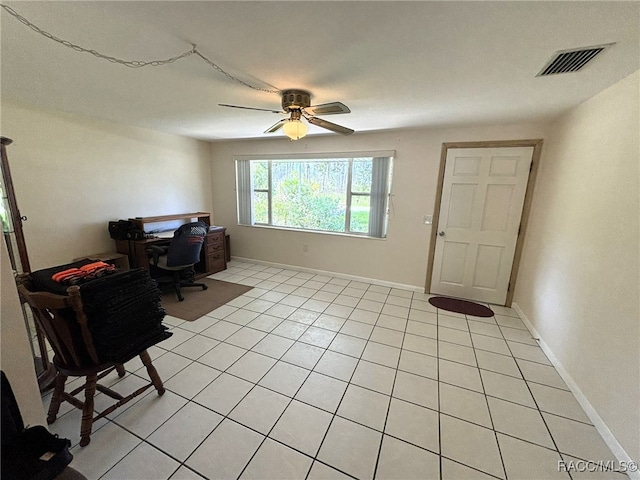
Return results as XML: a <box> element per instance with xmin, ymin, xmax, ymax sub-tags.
<box><xmin>0</xmin><ymin>239</ymin><xmax>46</xmax><ymax>426</ymax></box>
<box><xmin>514</xmin><ymin>71</ymin><xmax>640</xmax><ymax>461</ymax></box>
<box><xmin>1</xmin><ymin>103</ymin><xmax>214</xmax><ymax>270</ymax></box>
<box><xmin>210</xmin><ymin>123</ymin><xmax>545</xmax><ymax>288</ymax></box>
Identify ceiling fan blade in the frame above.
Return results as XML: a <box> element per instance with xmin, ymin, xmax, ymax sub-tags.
<box><xmin>219</xmin><ymin>103</ymin><xmax>283</xmax><ymax>114</ymax></box>
<box><xmin>303</xmin><ymin>102</ymin><xmax>351</xmax><ymax>116</ymax></box>
<box><xmin>265</xmin><ymin>119</ymin><xmax>287</xmax><ymax>133</ymax></box>
<box><xmin>307</xmin><ymin>116</ymin><xmax>354</xmax><ymax>135</ymax></box>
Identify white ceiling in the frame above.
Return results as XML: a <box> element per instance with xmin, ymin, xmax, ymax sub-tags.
<box><xmin>1</xmin><ymin>1</ymin><xmax>638</xmax><ymax>141</ymax></box>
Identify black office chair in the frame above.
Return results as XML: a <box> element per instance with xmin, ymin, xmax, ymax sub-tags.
<box><xmin>149</xmin><ymin>221</ymin><xmax>208</xmax><ymax>301</ymax></box>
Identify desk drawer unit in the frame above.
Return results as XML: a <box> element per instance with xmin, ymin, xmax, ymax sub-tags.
<box><xmin>204</xmin><ymin>228</ymin><xmax>226</xmax><ymax>274</ymax></box>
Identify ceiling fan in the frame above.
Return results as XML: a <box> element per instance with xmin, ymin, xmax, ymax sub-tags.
<box><xmin>219</xmin><ymin>89</ymin><xmax>354</xmax><ymax>140</ymax></box>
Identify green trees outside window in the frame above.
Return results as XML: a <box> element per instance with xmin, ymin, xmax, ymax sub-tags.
<box><xmin>237</xmin><ymin>153</ymin><xmax>393</xmax><ymax>238</ymax></box>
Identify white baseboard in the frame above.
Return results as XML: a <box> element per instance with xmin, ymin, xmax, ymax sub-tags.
<box><xmin>512</xmin><ymin>302</ymin><xmax>639</xmax><ymax>480</ymax></box>
<box><xmin>230</xmin><ymin>256</ymin><xmax>425</xmax><ymax>293</ymax></box>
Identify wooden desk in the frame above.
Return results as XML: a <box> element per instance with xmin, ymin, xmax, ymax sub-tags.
<box><xmin>129</xmin><ymin>212</ymin><xmax>211</xmax><ymax>232</ymax></box>
<box><xmin>74</xmin><ymin>252</ymin><xmax>130</xmax><ymax>271</ymax></box>
<box><xmin>114</xmin><ymin>213</ymin><xmax>227</xmax><ymax>276</ymax></box>
<box><xmin>115</xmin><ymin>237</ymin><xmax>169</xmax><ymax>271</ymax></box>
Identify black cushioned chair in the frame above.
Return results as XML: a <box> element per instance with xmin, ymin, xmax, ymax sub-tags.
<box><xmin>149</xmin><ymin>221</ymin><xmax>208</xmax><ymax>301</ymax></box>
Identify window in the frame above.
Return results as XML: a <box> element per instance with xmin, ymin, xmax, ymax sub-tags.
<box><xmin>236</xmin><ymin>152</ymin><xmax>394</xmax><ymax>238</ymax></box>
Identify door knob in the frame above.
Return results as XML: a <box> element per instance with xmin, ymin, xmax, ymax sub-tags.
<box><xmin>438</xmin><ymin>231</ymin><xmax>445</xmax><ymax>236</ymax></box>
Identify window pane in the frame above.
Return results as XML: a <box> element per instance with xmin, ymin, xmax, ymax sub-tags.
<box><xmin>252</xmin><ymin>161</ymin><xmax>269</xmax><ymax>190</ymax></box>
<box><xmin>239</xmin><ymin>153</ymin><xmax>392</xmax><ymax>237</ymax></box>
<box><xmin>351</xmin><ymin>159</ymin><xmax>372</xmax><ymax>193</ymax></box>
<box><xmin>350</xmin><ymin>195</ymin><xmax>370</xmax><ymax>233</ymax></box>
<box><xmin>271</xmin><ymin>160</ymin><xmax>347</xmax><ymax>232</ymax></box>
<box><xmin>253</xmin><ymin>191</ymin><xmax>269</xmax><ymax>224</ymax></box>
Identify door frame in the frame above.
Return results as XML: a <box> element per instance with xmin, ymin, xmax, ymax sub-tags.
<box><xmin>425</xmin><ymin>139</ymin><xmax>544</xmax><ymax>307</ymax></box>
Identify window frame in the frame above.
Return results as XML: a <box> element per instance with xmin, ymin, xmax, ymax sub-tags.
<box><xmin>235</xmin><ymin>151</ymin><xmax>394</xmax><ymax>239</ymax></box>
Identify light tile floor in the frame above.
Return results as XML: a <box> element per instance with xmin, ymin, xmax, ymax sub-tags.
<box><xmin>43</xmin><ymin>261</ymin><xmax>626</xmax><ymax>480</ymax></box>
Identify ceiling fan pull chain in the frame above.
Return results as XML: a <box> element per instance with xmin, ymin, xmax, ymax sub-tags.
<box><xmin>192</xmin><ymin>49</ymin><xmax>280</xmax><ymax>94</ymax></box>
<box><xmin>0</xmin><ymin>3</ymin><xmax>280</xmax><ymax>94</ymax></box>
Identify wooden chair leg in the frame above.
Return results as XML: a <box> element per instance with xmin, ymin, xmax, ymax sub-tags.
<box><xmin>139</xmin><ymin>350</ymin><xmax>164</xmax><ymax>395</ymax></box>
<box><xmin>115</xmin><ymin>364</ymin><xmax>126</xmax><ymax>377</ymax></box>
<box><xmin>79</xmin><ymin>374</ymin><xmax>97</xmax><ymax>447</ymax></box>
<box><xmin>46</xmin><ymin>373</ymin><xmax>67</xmax><ymax>424</ymax></box>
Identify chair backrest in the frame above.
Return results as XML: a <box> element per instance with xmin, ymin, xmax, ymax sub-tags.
<box><xmin>17</xmin><ymin>276</ymin><xmax>101</xmax><ymax>370</ymax></box>
<box><xmin>166</xmin><ymin>221</ymin><xmax>208</xmax><ymax>267</ymax></box>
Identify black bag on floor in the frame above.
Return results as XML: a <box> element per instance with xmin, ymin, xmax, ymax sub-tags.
<box><xmin>1</xmin><ymin>371</ymin><xmax>73</xmax><ymax>480</ymax></box>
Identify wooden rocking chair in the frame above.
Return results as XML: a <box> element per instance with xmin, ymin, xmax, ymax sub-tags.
<box><xmin>17</xmin><ymin>275</ymin><xmax>166</xmax><ymax>447</ymax></box>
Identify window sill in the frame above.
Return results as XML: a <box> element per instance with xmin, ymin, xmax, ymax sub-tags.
<box><xmin>237</xmin><ymin>223</ymin><xmax>387</xmax><ymax>241</ymax></box>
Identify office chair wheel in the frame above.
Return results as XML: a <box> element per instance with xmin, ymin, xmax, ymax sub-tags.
<box><xmin>202</xmin><ymin>285</ymin><xmax>208</xmax><ymax>291</ymax></box>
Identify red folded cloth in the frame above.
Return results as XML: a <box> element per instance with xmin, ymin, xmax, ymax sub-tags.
<box><xmin>52</xmin><ymin>261</ymin><xmax>117</xmax><ymax>285</ymax></box>
<box><xmin>51</xmin><ymin>268</ymin><xmax>84</xmax><ymax>283</ymax></box>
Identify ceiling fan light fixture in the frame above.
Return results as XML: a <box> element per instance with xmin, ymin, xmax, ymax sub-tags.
<box><xmin>283</xmin><ymin>119</ymin><xmax>307</xmax><ymax>140</ymax></box>
<box><xmin>220</xmin><ymin>89</ymin><xmax>353</xmax><ymax>138</ymax></box>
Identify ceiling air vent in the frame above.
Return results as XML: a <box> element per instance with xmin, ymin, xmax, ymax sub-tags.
<box><xmin>536</xmin><ymin>43</ymin><xmax>614</xmax><ymax>76</ymax></box>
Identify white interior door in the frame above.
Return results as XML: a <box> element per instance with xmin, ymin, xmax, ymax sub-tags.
<box><xmin>430</xmin><ymin>146</ymin><xmax>534</xmax><ymax>305</ymax></box>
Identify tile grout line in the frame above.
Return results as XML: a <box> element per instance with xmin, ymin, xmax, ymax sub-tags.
<box><xmin>371</xmin><ymin>289</ymin><xmax>408</xmax><ymax>480</ymax></box>
<box><xmin>230</xmin><ymin>265</ymin><xmax>586</xmax><ymax>474</ymax></box>
<box><xmin>51</xmin><ymin>262</ymin><xmax>606</xmax><ymax>480</ymax></box>
<box><xmin>464</xmin><ymin>310</ymin><xmax>508</xmax><ymax>480</ymax></box>
<box><xmin>430</xmin><ymin>307</ymin><xmax>522</xmax><ymax>480</ymax></box>
<box><xmin>220</xmin><ymin>275</ymin><xmax>367</xmax><ymax>479</ymax></box>
<box><xmin>436</xmin><ymin>304</ymin><xmax>444</xmax><ymax>480</ymax></box>
<box><xmin>134</xmin><ymin>333</ymin><xmax>602</xmax><ymax>464</ymax></box>
<box><xmin>233</xmin><ymin>278</ymin><xmax>354</xmax><ymax>479</ymax></box>
<box><xmin>305</xmin><ymin>282</ymin><xmax>386</xmax><ymax>480</ymax></box>
<box><xmin>55</xmin><ymin>322</ymin><xmax>596</xmax><ymax>476</ymax></box>
<box><xmin>112</xmin><ymin>281</ymin><xmax>312</xmax><ymax>479</ymax></box>
<box><xmin>179</xmin><ymin>311</ymin><xmax>309</xmax><ymax>479</ymax></box>
<box><xmin>497</xmin><ymin>320</ymin><xmax>578</xmax><ymax>480</ymax></box>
